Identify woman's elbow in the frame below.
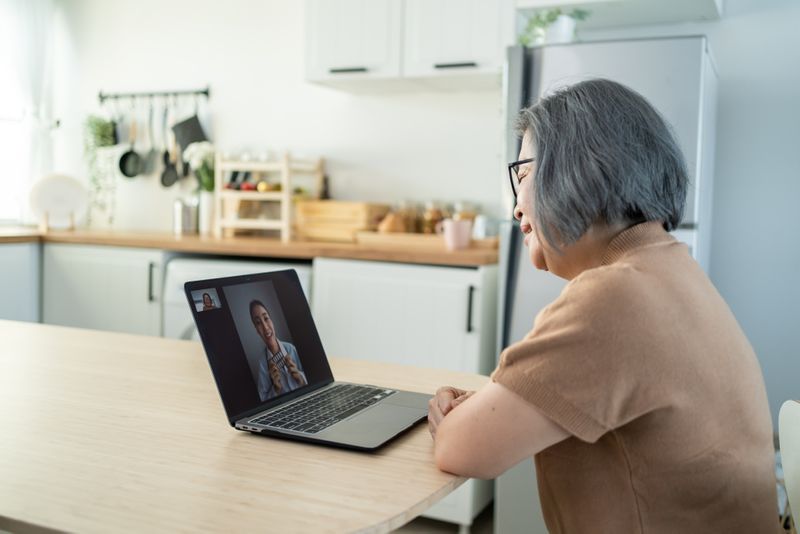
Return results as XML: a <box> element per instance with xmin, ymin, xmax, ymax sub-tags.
<box><xmin>433</xmin><ymin>429</ymin><xmax>498</xmax><ymax>480</ymax></box>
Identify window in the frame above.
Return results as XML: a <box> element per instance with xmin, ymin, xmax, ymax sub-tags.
<box><xmin>0</xmin><ymin>0</ymin><xmax>51</xmax><ymax>224</ymax></box>
<box><xmin>0</xmin><ymin>3</ymin><xmax>30</xmax><ymax>222</ymax></box>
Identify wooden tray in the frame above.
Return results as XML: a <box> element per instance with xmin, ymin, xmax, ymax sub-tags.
<box><xmin>355</xmin><ymin>231</ymin><xmax>498</xmax><ymax>250</ymax></box>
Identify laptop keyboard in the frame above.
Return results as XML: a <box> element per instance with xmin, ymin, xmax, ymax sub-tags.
<box><xmin>250</xmin><ymin>384</ymin><xmax>396</xmax><ymax>434</ymax></box>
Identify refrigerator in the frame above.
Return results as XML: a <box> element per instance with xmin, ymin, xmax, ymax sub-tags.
<box><xmin>494</xmin><ymin>36</ymin><xmax>719</xmax><ymax>533</ymax></box>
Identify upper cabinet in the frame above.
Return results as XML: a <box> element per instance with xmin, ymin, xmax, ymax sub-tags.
<box><xmin>305</xmin><ymin>0</ymin><xmax>723</xmax><ymax>90</ymax></box>
<box><xmin>305</xmin><ymin>0</ymin><xmax>403</xmax><ymax>82</ymax></box>
<box><xmin>403</xmin><ymin>0</ymin><xmax>512</xmax><ymax>81</ymax></box>
<box><xmin>305</xmin><ymin>0</ymin><xmax>514</xmax><ymax>89</ymax></box>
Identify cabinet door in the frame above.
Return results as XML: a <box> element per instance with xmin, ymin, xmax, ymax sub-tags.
<box><xmin>403</xmin><ymin>0</ymin><xmax>512</xmax><ymax>80</ymax></box>
<box><xmin>312</xmin><ymin>258</ymin><xmax>486</xmax><ymax>372</ymax></box>
<box><xmin>312</xmin><ymin>257</ymin><xmax>496</xmax><ymax>526</ymax></box>
<box><xmin>0</xmin><ymin>243</ymin><xmax>40</xmax><ymax>322</ymax></box>
<box><xmin>43</xmin><ymin>244</ymin><xmax>162</xmax><ymax>336</ymax></box>
<box><xmin>306</xmin><ymin>0</ymin><xmax>403</xmax><ymax>81</ymax></box>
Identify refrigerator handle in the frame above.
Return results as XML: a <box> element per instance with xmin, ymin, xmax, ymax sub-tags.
<box><xmin>466</xmin><ymin>285</ymin><xmax>475</xmax><ymax>333</ymax></box>
<box><xmin>148</xmin><ymin>262</ymin><xmax>156</xmax><ymax>302</ymax></box>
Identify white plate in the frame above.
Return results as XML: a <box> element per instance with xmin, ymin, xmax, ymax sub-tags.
<box><xmin>29</xmin><ymin>174</ymin><xmax>88</xmax><ymax>229</ymax></box>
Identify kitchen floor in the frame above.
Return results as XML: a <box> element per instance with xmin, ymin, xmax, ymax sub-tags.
<box><xmin>395</xmin><ymin>504</ymin><xmax>493</xmax><ymax>533</ymax></box>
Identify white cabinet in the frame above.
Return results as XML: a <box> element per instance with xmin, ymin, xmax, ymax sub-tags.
<box><xmin>404</xmin><ymin>0</ymin><xmax>511</xmax><ymax>81</ymax></box>
<box><xmin>305</xmin><ymin>0</ymin><xmax>403</xmax><ymax>82</ymax></box>
<box><xmin>312</xmin><ymin>258</ymin><xmax>497</xmax><ymax>373</ymax></box>
<box><xmin>43</xmin><ymin>244</ymin><xmax>163</xmax><ymax>336</ymax></box>
<box><xmin>0</xmin><ymin>243</ymin><xmax>40</xmax><ymax>322</ymax></box>
<box><xmin>305</xmin><ymin>0</ymin><xmax>514</xmax><ymax>89</ymax></box>
<box><xmin>312</xmin><ymin>257</ymin><xmax>497</xmax><ymax>530</ymax></box>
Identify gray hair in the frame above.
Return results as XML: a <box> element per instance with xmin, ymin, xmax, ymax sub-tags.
<box><xmin>515</xmin><ymin>78</ymin><xmax>688</xmax><ymax>250</ymax></box>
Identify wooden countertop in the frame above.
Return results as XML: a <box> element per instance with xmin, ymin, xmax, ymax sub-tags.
<box><xmin>0</xmin><ymin>226</ymin><xmax>40</xmax><ymax>244</ymax></box>
<box><xmin>0</xmin><ymin>228</ymin><xmax>498</xmax><ymax>267</ymax></box>
<box><xmin>0</xmin><ymin>321</ymin><xmax>489</xmax><ymax>533</ymax></box>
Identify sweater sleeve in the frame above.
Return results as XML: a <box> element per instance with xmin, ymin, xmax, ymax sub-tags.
<box><xmin>492</xmin><ymin>264</ymin><xmax>669</xmax><ymax>443</ymax></box>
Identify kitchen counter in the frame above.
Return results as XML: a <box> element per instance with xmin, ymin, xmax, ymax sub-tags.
<box><xmin>0</xmin><ymin>227</ymin><xmax>40</xmax><ymax>244</ymax></box>
<box><xmin>0</xmin><ymin>228</ymin><xmax>498</xmax><ymax>267</ymax></box>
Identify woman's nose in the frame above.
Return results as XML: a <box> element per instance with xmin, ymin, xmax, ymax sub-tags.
<box><xmin>513</xmin><ymin>203</ymin><xmax>523</xmax><ymax>221</ymax></box>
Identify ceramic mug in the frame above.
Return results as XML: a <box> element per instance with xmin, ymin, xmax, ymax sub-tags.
<box><xmin>437</xmin><ymin>218</ymin><xmax>473</xmax><ymax>251</ymax></box>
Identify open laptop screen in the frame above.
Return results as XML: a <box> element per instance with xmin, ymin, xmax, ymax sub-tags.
<box><xmin>186</xmin><ymin>269</ymin><xmax>334</xmax><ymax>423</ymax></box>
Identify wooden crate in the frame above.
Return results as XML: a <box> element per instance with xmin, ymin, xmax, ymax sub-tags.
<box><xmin>295</xmin><ymin>201</ymin><xmax>390</xmax><ymax>242</ymax></box>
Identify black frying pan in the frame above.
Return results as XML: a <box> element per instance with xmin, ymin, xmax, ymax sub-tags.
<box><xmin>161</xmin><ymin>139</ymin><xmax>179</xmax><ymax>188</ymax></box>
<box><xmin>160</xmin><ymin>104</ymin><xmax>178</xmax><ymax>187</ymax></box>
<box><xmin>118</xmin><ymin>119</ymin><xmax>142</xmax><ymax>178</ymax></box>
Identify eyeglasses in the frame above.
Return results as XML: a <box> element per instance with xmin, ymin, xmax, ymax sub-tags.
<box><xmin>507</xmin><ymin>157</ymin><xmax>535</xmax><ymax>203</ymax></box>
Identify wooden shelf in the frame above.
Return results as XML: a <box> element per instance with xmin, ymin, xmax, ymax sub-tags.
<box><xmin>219</xmin><ymin>219</ymin><xmax>284</xmax><ymax>230</ymax></box>
<box><xmin>213</xmin><ymin>152</ymin><xmax>325</xmax><ymax>242</ymax></box>
<box><xmin>217</xmin><ymin>160</ymin><xmax>320</xmax><ymax>173</ymax></box>
<box><xmin>219</xmin><ymin>190</ymin><xmax>285</xmax><ymax>201</ymax></box>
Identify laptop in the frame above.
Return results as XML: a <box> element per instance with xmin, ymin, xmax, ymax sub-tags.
<box><xmin>185</xmin><ymin>269</ymin><xmax>431</xmax><ymax>451</ymax></box>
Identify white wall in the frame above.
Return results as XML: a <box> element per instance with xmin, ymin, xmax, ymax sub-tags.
<box><xmin>52</xmin><ymin>0</ymin><xmax>505</xmax><ymax>231</ymax></box>
<box><xmin>581</xmin><ymin>0</ymin><xmax>800</xmax><ymax>426</ymax></box>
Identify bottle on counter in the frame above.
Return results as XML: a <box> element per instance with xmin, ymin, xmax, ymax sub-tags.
<box><xmin>320</xmin><ymin>174</ymin><xmax>331</xmax><ymax>200</ymax></box>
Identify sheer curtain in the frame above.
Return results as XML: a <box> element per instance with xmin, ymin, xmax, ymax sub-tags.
<box><xmin>0</xmin><ymin>0</ymin><xmax>54</xmax><ymax>223</ymax></box>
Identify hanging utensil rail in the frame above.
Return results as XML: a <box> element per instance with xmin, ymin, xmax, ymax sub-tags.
<box><xmin>97</xmin><ymin>86</ymin><xmax>210</xmax><ymax>104</ymax></box>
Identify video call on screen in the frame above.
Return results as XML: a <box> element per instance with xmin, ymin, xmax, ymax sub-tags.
<box><xmin>190</xmin><ymin>271</ymin><xmax>332</xmax><ymax>419</ymax></box>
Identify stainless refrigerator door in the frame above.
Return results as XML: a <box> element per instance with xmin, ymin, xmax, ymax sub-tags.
<box><xmin>527</xmin><ymin>36</ymin><xmax>707</xmax><ymax>227</ymax></box>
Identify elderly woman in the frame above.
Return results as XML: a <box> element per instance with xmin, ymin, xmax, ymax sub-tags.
<box><xmin>428</xmin><ymin>79</ymin><xmax>777</xmax><ymax>532</ymax></box>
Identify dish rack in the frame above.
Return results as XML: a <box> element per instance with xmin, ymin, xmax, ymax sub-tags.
<box><xmin>213</xmin><ymin>152</ymin><xmax>324</xmax><ymax>241</ymax></box>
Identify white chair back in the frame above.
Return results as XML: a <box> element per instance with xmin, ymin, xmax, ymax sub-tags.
<box><xmin>780</xmin><ymin>400</ymin><xmax>800</xmax><ymax>529</ymax></box>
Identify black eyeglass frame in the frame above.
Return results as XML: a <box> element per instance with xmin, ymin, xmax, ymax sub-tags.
<box><xmin>507</xmin><ymin>157</ymin><xmax>535</xmax><ymax>203</ymax></box>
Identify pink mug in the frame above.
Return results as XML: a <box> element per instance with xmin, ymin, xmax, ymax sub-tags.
<box><xmin>437</xmin><ymin>218</ymin><xmax>473</xmax><ymax>251</ymax></box>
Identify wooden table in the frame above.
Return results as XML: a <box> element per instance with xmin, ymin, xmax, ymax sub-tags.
<box><xmin>0</xmin><ymin>321</ymin><xmax>489</xmax><ymax>533</ymax></box>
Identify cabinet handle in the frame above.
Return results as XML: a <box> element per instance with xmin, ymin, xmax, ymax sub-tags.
<box><xmin>329</xmin><ymin>67</ymin><xmax>368</xmax><ymax>74</ymax></box>
<box><xmin>466</xmin><ymin>285</ymin><xmax>475</xmax><ymax>333</ymax></box>
<box><xmin>434</xmin><ymin>62</ymin><xmax>477</xmax><ymax>69</ymax></box>
<box><xmin>148</xmin><ymin>262</ymin><xmax>156</xmax><ymax>302</ymax></box>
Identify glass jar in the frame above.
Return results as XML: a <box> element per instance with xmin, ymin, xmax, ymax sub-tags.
<box><xmin>396</xmin><ymin>200</ymin><xmax>420</xmax><ymax>233</ymax></box>
<box><xmin>452</xmin><ymin>201</ymin><xmax>477</xmax><ymax>222</ymax></box>
<box><xmin>422</xmin><ymin>201</ymin><xmax>444</xmax><ymax>234</ymax></box>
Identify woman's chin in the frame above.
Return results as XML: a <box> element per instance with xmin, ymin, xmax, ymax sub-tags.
<box><xmin>529</xmin><ymin>247</ymin><xmax>548</xmax><ymax>271</ymax></box>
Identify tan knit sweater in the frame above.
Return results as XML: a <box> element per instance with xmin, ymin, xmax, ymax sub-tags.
<box><xmin>492</xmin><ymin>221</ymin><xmax>777</xmax><ymax>533</ymax></box>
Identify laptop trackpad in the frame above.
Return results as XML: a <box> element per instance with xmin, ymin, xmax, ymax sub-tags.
<box><xmin>322</xmin><ymin>404</ymin><xmax>427</xmax><ymax>449</ymax></box>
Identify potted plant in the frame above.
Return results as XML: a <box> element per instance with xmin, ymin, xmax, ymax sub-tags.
<box><xmin>184</xmin><ymin>141</ymin><xmax>216</xmax><ymax>235</ymax></box>
<box><xmin>84</xmin><ymin>115</ymin><xmax>117</xmax><ymax>227</ymax></box>
<box><xmin>518</xmin><ymin>8</ymin><xmax>590</xmax><ymax>46</ymax></box>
